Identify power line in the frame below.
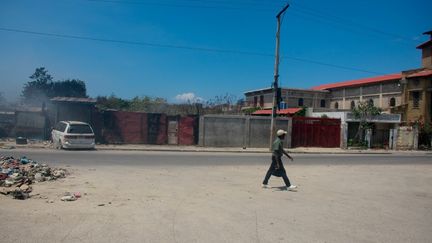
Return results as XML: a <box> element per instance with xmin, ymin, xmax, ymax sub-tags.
<box><xmin>76</xmin><ymin>0</ymin><xmax>278</xmax><ymax>12</ymax></box>
<box><xmin>0</xmin><ymin>27</ymin><xmax>274</xmax><ymax>56</ymax></box>
<box><xmin>75</xmin><ymin>0</ymin><xmax>416</xmax><ymax>46</ymax></box>
<box><xmin>0</xmin><ymin>26</ymin><xmax>385</xmax><ymax>75</ymax></box>
<box><xmin>290</xmin><ymin>3</ymin><xmax>416</xmax><ymax>43</ymax></box>
<box><xmin>67</xmin><ymin>0</ymin><xmax>418</xmax><ymax>45</ymax></box>
<box><xmin>281</xmin><ymin>56</ymin><xmax>383</xmax><ymax>75</ymax></box>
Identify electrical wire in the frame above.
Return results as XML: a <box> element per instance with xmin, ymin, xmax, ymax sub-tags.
<box><xmin>0</xmin><ymin>26</ymin><xmax>385</xmax><ymax>75</ymax></box>
<box><xmin>290</xmin><ymin>2</ymin><xmax>416</xmax><ymax>43</ymax></box>
<box><xmin>77</xmin><ymin>0</ymin><xmax>277</xmax><ymax>12</ymax></box>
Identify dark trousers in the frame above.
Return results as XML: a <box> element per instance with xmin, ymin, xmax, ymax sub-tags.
<box><xmin>263</xmin><ymin>155</ymin><xmax>291</xmax><ymax>187</ymax></box>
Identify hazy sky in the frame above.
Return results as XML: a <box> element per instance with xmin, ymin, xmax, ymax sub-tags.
<box><xmin>0</xmin><ymin>0</ymin><xmax>431</xmax><ymax>103</ymax></box>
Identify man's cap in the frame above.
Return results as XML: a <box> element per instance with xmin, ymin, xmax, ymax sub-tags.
<box><xmin>276</xmin><ymin>129</ymin><xmax>287</xmax><ymax>136</ymax></box>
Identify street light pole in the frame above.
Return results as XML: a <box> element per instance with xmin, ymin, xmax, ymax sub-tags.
<box><xmin>269</xmin><ymin>3</ymin><xmax>290</xmax><ymax>150</ymax></box>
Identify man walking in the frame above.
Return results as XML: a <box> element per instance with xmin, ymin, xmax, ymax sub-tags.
<box><xmin>262</xmin><ymin>129</ymin><xmax>297</xmax><ymax>190</ymax></box>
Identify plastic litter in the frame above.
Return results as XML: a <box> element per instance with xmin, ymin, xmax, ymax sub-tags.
<box><xmin>0</xmin><ymin>155</ymin><xmax>68</xmax><ymax>200</ymax></box>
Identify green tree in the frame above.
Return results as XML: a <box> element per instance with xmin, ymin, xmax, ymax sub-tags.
<box><xmin>52</xmin><ymin>79</ymin><xmax>87</xmax><ymax>98</ymax></box>
<box><xmin>22</xmin><ymin>67</ymin><xmax>88</xmax><ymax>104</ymax></box>
<box><xmin>419</xmin><ymin>122</ymin><xmax>432</xmax><ymax>149</ymax></box>
<box><xmin>128</xmin><ymin>96</ymin><xmax>168</xmax><ymax>113</ymax></box>
<box><xmin>22</xmin><ymin>67</ymin><xmax>53</xmax><ymax>104</ymax></box>
<box><xmin>96</xmin><ymin>94</ymin><xmax>130</xmax><ymax>110</ymax></box>
<box><xmin>352</xmin><ymin>101</ymin><xmax>381</xmax><ymax>143</ymax></box>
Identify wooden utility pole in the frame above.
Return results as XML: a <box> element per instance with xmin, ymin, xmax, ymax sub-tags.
<box><xmin>269</xmin><ymin>3</ymin><xmax>290</xmax><ymax>149</ymax></box>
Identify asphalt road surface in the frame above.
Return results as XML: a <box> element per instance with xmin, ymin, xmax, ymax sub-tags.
<box><xmin>1</xmin><ymin>148</ymin><xmax>431</xmax><ymax>166</ymax></box>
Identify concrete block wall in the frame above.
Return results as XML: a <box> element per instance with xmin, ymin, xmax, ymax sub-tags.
<box><xmin>199</xmin><ymin>115</ymin><xmax>292</xmax><ymax>148</ymax></box>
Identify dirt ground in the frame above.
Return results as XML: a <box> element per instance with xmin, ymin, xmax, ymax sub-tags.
<box><xmin>1</xmin><ymin>163</ymin><xmax>431</xmax><ymax>243</ymax></box>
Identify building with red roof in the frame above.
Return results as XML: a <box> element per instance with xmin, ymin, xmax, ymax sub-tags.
<box><xmin>243</xmin><ymin>31</ymin><xmax>431</xmax><ymax>125</ymax></box>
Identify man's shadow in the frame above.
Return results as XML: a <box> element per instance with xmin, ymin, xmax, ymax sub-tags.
<box><xmin>271</xmin><ymin>186</ymin><xmax>298</xmax><ymax>192</ymax></box>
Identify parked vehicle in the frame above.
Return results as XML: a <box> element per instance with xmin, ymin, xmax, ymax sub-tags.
<box><xmin>52</xmin><ymin>121</ymin><xmax>95</xmax><ymax>149</ymax></box>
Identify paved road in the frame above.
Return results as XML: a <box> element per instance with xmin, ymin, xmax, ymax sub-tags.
<box><xmin>1</xmin><ymin>148</ymin><xmax>431</xmax><ymax>166</ymax></box>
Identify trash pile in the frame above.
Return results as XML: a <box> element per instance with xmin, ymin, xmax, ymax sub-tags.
<box><xmin>0</xmin><ymin>156</ymin><xmax>68</xmax><ymax>200</ymax></box>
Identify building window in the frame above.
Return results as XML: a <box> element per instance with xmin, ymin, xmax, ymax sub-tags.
<box><xmin>320</xmin><ymin>99</ymin><xmax>326</xmax><ymax>108</ymax></box>
<box><xmin>259</xmin><ymin>95</ymin><xmax>264</xmax><ymax>107</ymax></box>
<box><xmin>389</xmin><ymin>97</ymin><xmax>396</xmax><ymax>107</ymax></box>
<box><xmin>412</xmin><ymin>91</ymin><xmax>420</xmax><ymax>108</ymax></box>
<box><xmin>298</xmin><ymin>98</ymin><xmax>304</xmax><ymax>107</ymax></box>
<box><xmin>334</xmin><ymin>102</ymin><xmax>339</xmax><ymax>109</ymax></box>
<box><xmin>368</xmin><ymin>99</ymin><xmax>374</xmax><ymax>106</ymax></box>
<box><xmin>253</xmin><ymin>96</ymin><xmax>258</xmax><ymax>107</ymax></box>
<box><xmin>350</xmin><ymin>101</ymin><xmax>355</xmax><ymax>109</ymax></box>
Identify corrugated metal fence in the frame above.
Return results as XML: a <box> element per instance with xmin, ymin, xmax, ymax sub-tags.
<box><xmin>291</xmin><ymin>117</ymin><xmax>341</xmax><ymax>147</ymax></box>
<box><xmin>99</xmin><ymin>110</ymin><xmax>197</xmax><ymax>145</ymax></box>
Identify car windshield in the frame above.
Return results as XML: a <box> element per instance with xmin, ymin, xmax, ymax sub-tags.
<box><xmin>68</xmin><ymin>124</ymin><xmax>93</xmax><ymax>134</ymax></box>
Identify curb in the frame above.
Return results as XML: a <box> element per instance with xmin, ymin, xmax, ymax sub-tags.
<box><xmin>0</xmin><ymin>146</ymin><xmax>404</xmax><ymax>155</ymax></box>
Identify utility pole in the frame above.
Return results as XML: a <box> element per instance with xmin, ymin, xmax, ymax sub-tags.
<box><xmin>269</xmin><ymin>3</ymin><xmax>290</xmax><ymax>150</ymax></box>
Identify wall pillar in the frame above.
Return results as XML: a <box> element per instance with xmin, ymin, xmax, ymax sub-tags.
<box><xmin>341</xmin><ymin>122</ymin><xmax>348</xmax><ymax>149</ymax></box>
<box><xmin>379</xmin><ymin>84</ymin><xmax>383</xmax><ymax>108</ymax></box>
<box><xmin>342</xmin><ymin>88</ymin><xmax>346</xmax><ymax>109</ymax></box>
<box><xmin>365</xmin><ymin>128</ymin><xmax>372</xmax><ymax>148</ymax></box>
<box><xmin>198</xmin><ymin>116</ymin><xmax>205</xmax><ymax>146</ymax></box>
<box><xmin>286</xmin><ymin>117</ymin><xmax>293</xmax><ymax>148</ymax></box>
<box><xmin>413</xmin><ymin>125</ymin><xmax>419</xmax><ymax>150</ymax></box>
<box><xmin>244</xmin><ymin>116</ymin><xmax>250</xmax><ymax>148</ymax></box>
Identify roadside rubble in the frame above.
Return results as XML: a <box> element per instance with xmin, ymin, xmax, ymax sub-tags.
<box><xmin>61</xmin><ymin>192</ymin><xmax>82</xmax><ymax>202</ymax></box>
<box><xmin>0</xmin><ymin>155</ymin><xmax>68</xmax><ymax>200</ymax></box>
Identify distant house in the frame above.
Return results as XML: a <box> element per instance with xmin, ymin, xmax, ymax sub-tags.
<box><xmin>311</xmin><ymin>74</ymin><xmax>403</xmax><ymax>112</ymax></box>
<box><xmin>49</xmin><ymin>97</ymin><xmax>97</xmax><ymax>125</ymax></box>
<box><xmin>399</xmin><ymin>31</ymin><xmax>432</xmax><ymax>124</ymax></box>
<box><xmin>243</xmin><ymin>87</ymin><xmax>330</xmax><ymax>112</ymax></box>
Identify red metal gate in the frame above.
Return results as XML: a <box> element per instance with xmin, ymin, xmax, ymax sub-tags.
<box><xmin>292</xmin><ymin>117</ymin><xmax>341</xmax><ymax>147</ymax></box>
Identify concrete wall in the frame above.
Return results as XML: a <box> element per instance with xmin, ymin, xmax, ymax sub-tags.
<box><xmin>199</xmin><ymin>115</ymin><xmax>292</xmax><ymax>148</ymax></box>
<box><xmin>15</xmin><ymin>111</ymin><xmax>48</xmax><ymax>140</ymax></box>
<box><xmin>0</xmin><ymin>112</ymin><xmax>15</xmax><ymax>137</ymax></box>
<box><xmin>396</xmin><ymin>126</ymin><xmax>419</xmax><ymax>150</ymax></box>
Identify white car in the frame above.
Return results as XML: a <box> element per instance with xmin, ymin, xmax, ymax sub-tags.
<box><xmin>52</xmin><ymin>121</ymin><xmax>95</xmax><ymax>149</ymax></box>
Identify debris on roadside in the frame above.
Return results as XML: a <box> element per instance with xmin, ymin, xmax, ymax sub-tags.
<box><xmin>0</xmin><ymin>155</ymin><xmax>68</xmax><ymax>200</ymax></box>
<box><xmin>60</xmin><ymin>192</ymin><xmax>83</xmax><ymax>202</ymax></box>
<box><xmin>61</xmin><ymin>192</ymin><xmax>77</xmax><ymax>202</ymax></box>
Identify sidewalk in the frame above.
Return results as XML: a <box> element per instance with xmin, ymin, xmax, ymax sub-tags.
<box><xmin>1</xmin><ymin>139</ymin><xmax>431</xmax><ymax>154</ymax></box>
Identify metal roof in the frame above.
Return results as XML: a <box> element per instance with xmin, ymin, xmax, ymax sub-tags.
<box><xmin>50</xmin><ymin>97</ymin><xmax>96</xmax><ymax>103</ymax></box>
<box><xmin>416</xmin><ymin>39</ymin><xmax>432</xmax><ymax>49</ymax></box>
<box><xmin>311</xmin><ymin>73</ymin><xmax>402</xmax><ymax>90</ymax></box>
<box><xmin>252</xmin><ymin>108</ymin><xmax>302</xmax><ymax>115</ymax></box>
<box><xmin>407</xmin><ymin>69</ymin><xmax>432</xmax><ymax>78</ymax></box>
<box><xmin>60</xmin><ymin>121</ymin><xmax>91</xmax><ymax>125</ymax></box>
<box><xmin>244</xmin><ymin>87</ymin><xmax>329</xmax><ymax>94</ymax></box>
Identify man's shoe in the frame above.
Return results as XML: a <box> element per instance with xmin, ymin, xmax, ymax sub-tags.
<box><xmin>287</xmin><ymin>185</ymin><xmax>297</xmax><ymax>190</ymax></box>
<box><xmin>262</xmin><ymin>184</ymin><xmax>270</xmax><ymax>189</ymax></box>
